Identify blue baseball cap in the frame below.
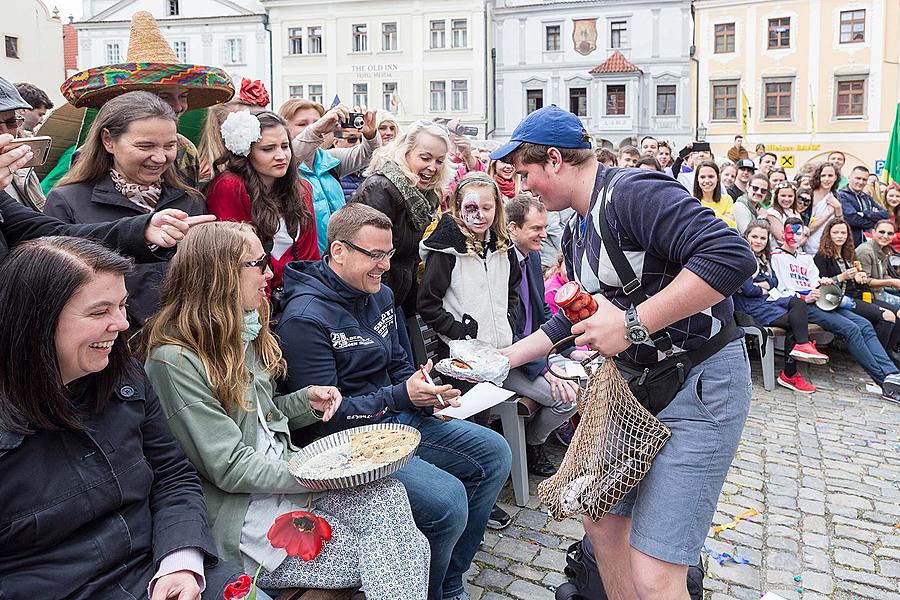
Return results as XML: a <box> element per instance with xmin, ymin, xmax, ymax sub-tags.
<box><xmin>490</xmin><ymin>104</ymin><xmax>592</xmax><ymax>161</ymax></box>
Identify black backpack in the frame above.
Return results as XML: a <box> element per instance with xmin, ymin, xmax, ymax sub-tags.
<box><xmin>555</xmin><ymin>535</ymin><xmax>704</xmax><ymax>600</ymax></box>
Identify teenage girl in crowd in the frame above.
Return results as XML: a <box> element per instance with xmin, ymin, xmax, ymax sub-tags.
<box><xmin>734</xmin><ymin>220</ymin><xmax>828</xmax><ymax>393</ymax></box>
<box><xmin>767</xmin><ymin>182</ymin><xmax>806</xmax><ymax>249</ymax></box>
<box><xmin>883</xmin><ymin>184</ymin><xmax>900</xmax><ymax>252</ymax></box>
<box><xmin>488</xmin><ymin>158</ymin><xmax>520</xmax><ymax>203</ymax></box>
<box><xmin>805</xmin><ymin>162</ymin><xmax>843</xmax><ymax>254</ymax></box>
<box><xmin>417</xmin><ymin>171</ymin><xmax>519</xmax><ymax>383</ymax></box>
<box><xmin>205</xmin><ymin>111</ymin><xmax>319</xmax><ymax>291</ymax></box>
<box><xmin>692</xmin><ymin>160</ymin><xmax>736</xmax><ymax>228</ymax></box>
<box><xmin>543</xmin><ymin>252</ymin><xmax>568</xmax><ymax>315</ymax></box>
<box><xmin>814</xmin><ymin>218</ymin><xmax>900</xmax><ymax>360</ymax></box>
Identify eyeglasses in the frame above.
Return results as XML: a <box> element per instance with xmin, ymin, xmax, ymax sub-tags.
<box><xmin>241</xmin><ymin>253</ymin><xmax>270</xmax><ymax>273</ymax></box>
<box><xmin>797</xmin><ymin>197</ymin><xmax>811</xmax><ymax>204</ymax></box>
<box><xmin>0</xmin><ymin>115</ymin><xmax>24</xmax><ymax>129</ymax></box>
<box><xmin>749</xmin><ymin>184</ymin><xmax>769</xmax><ymax>193</ymax></box>
<box><xmin>340</xmin><ymin>239</ymin><xmax>396</xmax><ymax>262</ymax></box>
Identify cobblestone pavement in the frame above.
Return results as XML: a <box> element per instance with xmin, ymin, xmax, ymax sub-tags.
<box><xmin>461</xmin><ymin>350</ymin><xmax>900</xmax><ymax>600</ymax></box>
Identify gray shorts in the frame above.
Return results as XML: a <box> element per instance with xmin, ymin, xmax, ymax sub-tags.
<box><xmin>609</xmin><ymin>338</ymin><xmax>752</xmax><ymax>565</ymax></box>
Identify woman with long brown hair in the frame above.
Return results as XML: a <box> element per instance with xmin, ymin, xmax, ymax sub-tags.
<box><xmin>143</xmin><ymin>221</ymin><xmax>429</xmax><ymax>598</ymax></box>
<box><xmin>805</xmin><ymin>162</ymin><xmax>843</xmax><ymax>253</ymax></box>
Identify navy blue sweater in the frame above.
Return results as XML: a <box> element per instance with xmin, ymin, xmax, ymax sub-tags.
<box><xmin>838</xmin><ymin>186</ymin><xmax>888</xmax><ymax>247</ymax></box>
<box><xmin>276</xmin><ymin>259</ymin><xmax>420</xmax><ymax>440</ymax></box>
<box><xmin>541</xmin><ymin>166</ymin><xmax>757</xmax><ymax>365</ymax></box>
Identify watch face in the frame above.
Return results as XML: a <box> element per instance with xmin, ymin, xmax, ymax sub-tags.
<box><xmin>627</xmin><ymin>328</ymin><xmax>649</xmax><ymax>344</ymax></box>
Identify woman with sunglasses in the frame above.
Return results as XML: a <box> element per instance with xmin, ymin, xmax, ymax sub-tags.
<box><xmin>795</xmin><ymin>188</ymin><xmax>814</xmax><ymax>225</ymax></box>
<box><xmin>856</xmin><ymin>219</ymin><xmax>900</xmax><ymax>312</ymax></box>
<box><xmin>144</xmin><ymin>221</ymin><xmax>430</xmax><ymax>599</ymax></box>
<box><xmin>206</xmin><ymin>110</ymin><xmax>319</xmax><ymax>292</ymax></box>
<box><xmin>805</xmin><ymin>162</ymin><xmax>843</xmax><ymax>254</ymax></box>
<box><xmin>883</xmin><ymin>184</ymin><xmax>900</xmax><ymax>253</ymax></box>
<box><xmin>734</xmin><ymin>173</ymin><xmax>771</xmax><ymax>234</ymax></box>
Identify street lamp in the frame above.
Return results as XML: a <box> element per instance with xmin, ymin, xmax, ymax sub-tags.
<box><xmin>697</xmin><ymin>122</ymin><xmax>708</xmax><ymax>140</ymax></box>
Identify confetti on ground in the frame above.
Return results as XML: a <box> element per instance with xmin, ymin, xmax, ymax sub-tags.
<box><xmin>713</xmin><ymin>508</ymin><xmax>760</xmax><ymax>533</ymax></box>
<box><xmin>703</xmin><ymin>545</ymin><xmax>750</xmax><ymax>566</ymax></box>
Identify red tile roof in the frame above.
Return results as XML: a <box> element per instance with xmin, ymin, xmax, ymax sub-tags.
<box><xmin>63</xmin><ymin>24</ymin><xmax>78</xmax><ymax>71</ymax></box>
<box><xmin>589</xmin><ymin>50</ymin><xmax>642</xmax><ymax>74</ymax></box>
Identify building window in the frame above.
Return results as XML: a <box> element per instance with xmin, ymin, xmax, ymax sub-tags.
<box><xmin>451</xmin><ymin>80</ymin><xmax>468</xmax><ymax>111</ymax></box>
<box><xmin>289</xmin><ymin>85</ymin><xmax>304</xmax><ymax>99</ymax></box>
<box><xmin>167</xmin><ymin>0</ymin><xmax>179</xmax><ymax>16</ymax></box>
<box><xmin>289</xmin><ymin>28</ymin><xmax>303</xmax><ymax>54</ymax></box>
<box><xmin>610</xmin><ymin>20</ymin><xmax>628</xmax><ymax>49</ymax></box>
<box><xmin>840</xmin><ymin>10</ymin><xmax>865</xmax><ymax>43</ymax></box>
<box><xmin>714</xmin><ymin>23</ymin><xmax>735</xmax><ymax>54</ymax></box>
<box><xmin>172</xmin><ymin>40</ymin><xmax>188</xmax><ymax>62</ymax></box>
<box><xmin>764</xmin><ymin>80</ymin><xmax>792</xmax><ymax>120</ymax></box>
<box><xmin>105</xmin><ymin>42</ymin><xmax>121</xmax><ymax>63</ymax></box>
<box><xmin>711</xmin><ymin>83</ymin><xmax>738</xmax><ymax>121</ymax></box>
<box><xmin>526</xmin><ymin>89</ymin><xmax>544</xmax><ymax>114</ymax></box>
<box><xmin>569</xmin><ymin>87</ymin><xmax>587</xmax><ymax>116</ymax></box>
<box><xmin>451</xmin><ymin>19</ymin><xmax>467</xmax><ymax>48</ymax></box>
<box><xmin>4</xmin><ymin>36</ymin><xmax>19</xmax><ymax>59</ymax></box>
<box><xmin>382</xmin><ymin>22</ymin><xmax>397</xmax><ymax>51</ymax></box>
<box><xmin>430</xmin><ymin>81</ymin><xmax>446</xmax><ymax>111</ymax></box>
<box><xmin>352</xmin><ymin>24</ymin><xmax>368</xmax><ymax>53</ymax></box>
<box><xmin>382</xmin><ymin>82</ymin><xmax>398</xmax><ymax>110</ymax></box>
<box><xmin>225</xmin><ymin>38</ymin><xmax>243</xmax><ymax>64</ymax></box>
<box><xmin>353</xmin><ymin>83</ymin><xmax>368</xmax><ymax>107</ymax></box>
<box><xmin>308</xmin><ymin>26</ymin><xmax>323</xmax><ymax>54</ymax></box>
<box><xmin>656</xmin><ymin>84</ymin><xmax>677</xmax><ymax>116</ymax></box>
<box><xmin>309</xmin><ymin>84</ymin><xmax>323</xmax><ymax>104</ymax></box>
<box><xmin>545</xmin><ymin>25</ymin><xmax>561</xmax><ymax>51</ymax></box>
<box><xmin>836</xmin><ymin>78</ymin><xmax>865</xmax><ymax>117</ymax></box>
<box><xmin>430</xmin><ymin>20</ymin><xmax>446</xmax><ymax>49</ymax></box>
<box><xmin>606</xmin><ymin>84</ymin><xmax>626</xmax><ymax>115</ymax></box>
<box><xmin>768</xmin><ymin>17</ymin><xmax>790</xmax><ymax>49</ymax></box>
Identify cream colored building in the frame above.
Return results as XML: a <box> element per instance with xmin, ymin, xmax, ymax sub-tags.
<box><xmin>1</xmin><ymin>0</ymin><xmax>66</xmax><ymax>106</ymax></box>
<box><xmin>263</xmin><ymin>0</ymin><xmax>489</xmax><ymax>135</ymax></box>
<box><xmin>694</xmin><ymin>0</ymin><xmax>900</xmax><ymax>174</ymax></box>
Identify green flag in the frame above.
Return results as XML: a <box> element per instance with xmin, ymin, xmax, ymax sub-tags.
<box><xmin>884</xmin><ymin>102</ymin><xmax>900</xmax><ymax>185</ymax></box>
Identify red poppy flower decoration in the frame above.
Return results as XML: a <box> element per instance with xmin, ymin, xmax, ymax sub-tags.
<box><xmin>267</xmin><ymin>511</ymin><xmax>332</xmax><ymax>561</ymax></box>
<box><xmin>223</xmin><ymin>574</ymin><xmax>253</xmax><ymax>600</ymax></box>
<box><xmin>239</xmin><ymin>78</ymin><xmax>270</xmax><ymax>108</ymax></box>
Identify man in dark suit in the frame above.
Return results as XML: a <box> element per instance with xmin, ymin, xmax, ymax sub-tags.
<box><xmin>504</xmin><ymin>195</ymin><xmax>578</xmax><ymax>476</ymax></box>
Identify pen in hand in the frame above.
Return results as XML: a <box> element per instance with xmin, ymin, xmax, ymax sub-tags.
<box><xmin>419</xmin><ymin>364</ymin><xmax>447</xmax><ymax>407</ymax></box>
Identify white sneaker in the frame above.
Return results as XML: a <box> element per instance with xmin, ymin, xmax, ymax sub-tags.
<box><xmin>881</xmin><ymin>373</ymin><xmax>900</xmax><ymax>401</ymax></box>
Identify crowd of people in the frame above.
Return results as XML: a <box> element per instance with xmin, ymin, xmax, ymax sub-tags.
<box><xmin>0</xmin><ymin>10</ymin><xmax>898</xmax><ymax>600</ymax></box>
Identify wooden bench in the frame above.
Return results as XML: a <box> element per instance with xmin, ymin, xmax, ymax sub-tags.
<box><xmin>743</xmin><ymin>323</ymin><xmax>832</xmax><ymax>391</ymax></box>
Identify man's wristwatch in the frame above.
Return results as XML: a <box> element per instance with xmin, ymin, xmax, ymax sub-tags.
<box><xmin>624</xmin><ymin>306</ymin><xmax>650</xmax><ymax>344</ymax></box>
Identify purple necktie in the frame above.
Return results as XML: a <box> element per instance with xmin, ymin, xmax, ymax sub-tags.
<box><xmin>520</xmin><ymin>258</ymin><xmax>532</xmax><ymax>335</ymax></box>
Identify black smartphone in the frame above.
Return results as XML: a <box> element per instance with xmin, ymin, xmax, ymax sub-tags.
<box><xmin>339</xmin><ymin>112</ymin><xmax>365</xmax><ymax>129</ymax></box>
<box><xmin>692</xmin><ymin>141</ymin><xmax>711</xmax><ymax>152</ymax></box>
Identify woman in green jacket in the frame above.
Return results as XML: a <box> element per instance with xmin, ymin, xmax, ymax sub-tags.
<box><xmin>143</xmin><ymin>221</ymin><xmax>429</xmax><ymax>598</ymax></box>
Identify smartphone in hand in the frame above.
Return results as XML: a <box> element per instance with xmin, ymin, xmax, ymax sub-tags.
<box><xmin>3</xmin><ymin>136</ymin><xmax>52</xmax><ymax>168</ymax></box>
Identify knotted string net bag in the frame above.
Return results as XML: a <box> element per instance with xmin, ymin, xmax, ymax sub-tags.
<box><xmin>538</xmin><ymin>358</ymin><xmax>672</xmax><ymax>522</ymax></box>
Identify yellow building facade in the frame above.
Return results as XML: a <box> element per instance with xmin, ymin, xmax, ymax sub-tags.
<box><xmin>694</xmin><ymin>0</ymin><xmax>900</xmax><ymax>175</ymax></box>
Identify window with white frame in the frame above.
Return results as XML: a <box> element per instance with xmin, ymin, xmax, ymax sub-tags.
<box><xmin>289</xmin><ymin>28</ymin><xmax>303</xmax><ymax>54</ymax></box>
<box><xmin>430</xmin><ymin>81</ymin><xmax>446</xmax><ymax>111</ymax></box>
<box><xmin>606</xmin><ymin>84</ymin><xmax>626</xmax><ymax>115</ymax></box>
<box><xmin>656</xmin><ymin>84</ymin><xmax>676</xmax><ymax>116</ymax></box>
<box><xmin>711</xmin><ymin>81</ymin><xmax>738</xmax><ymax>121</ymax></box>
<box><xmin>764</xmin><ymin>79</ymin><xmax>792</xmax><ymax>120</ymax></box>
<box><xmin>451</xmin><ymin>19</ymin><xmax>467</xmax><ymax>48</ymax></box>
<box><xmin>225</xmin><ymin>38</ymin><xmax>244</xmax><ymax>64</ymax></box>
<box><xmin>835</xmin><ymin>77</ymin><xmax>866</xmax><ymax>117</ymax></box>
<box><xmin>106</xmin><ymin>42</ymin><xmax>121</xmax><ymax>63</ymax></box>
<box><xmin>526</xmin><ymin>89</ymin><xmax>543</xmax><ymax>114</ymax></box>
<box><xmin>172</xmin><ymin>40</ymin><xmax>188</xmax><ymax>62</ymax></box>
<box><xmin>610</xmin><ymin>20</ymin><xmax>628</xmax><ymax>49</ymax></box>
<box><xmin>353</xmin><ymin>83</ymin><xmax>368</xmax><ymax>107</ymax></box>
<box><xmin>451</xmin><ymin>80</ymin><xmax>468</xmax><ymax>111</ymax></box>
<box><xmin>430</xmin><ymin>20</ymin><xmax>446</xmax><ymax>49</ymax></box>
<box><xmin>352</xmin><ymin>24</ymin><xmax>368</xmax><ymax>53</ymax></box>
<box><xmin>545</xmin><ymin>25</ymin><xmax>561</xmax><ymax>51</ymax></box>
<box><xmin>167</xmin><ymin>0</ymin><xmax>179</xmax><ymax>16</ymax></box>
<box><xmin>308</xmin><ymin>26</ymin><xmax>323</xmax><ymax>54</ymax></box>
<box><xmin>309</xmin><ymin>84</ymin><xmax>323</xmax><ymax>104</ymax></box>
<box><xmin>382</xmin><ymin>82</ymin><xmax>397</xmax><ymax>111</ymax></box>
<box><xmin>382</xmin><ymin>22</ymin><xmax>397</xmax><ymax>51</ymax></box>
<box><xmin>289</xmin><ymin>85</ymin><xmax>305</xmax><ymax>99</ymax></box>
<box><xmin>4</xmin><ymin>36</ymin><xmax>18</xmax><ymax>59</ymax></box>
<box><xmin>569</xmin><ymin>87</ymin><xmax>587</xmax><ymax>116</ymax></box>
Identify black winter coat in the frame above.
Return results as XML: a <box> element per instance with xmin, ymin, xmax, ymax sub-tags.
<box><xmin>0</xmin><ymin>190</ymin><xmax>160</xmax><ymax>263</ymax></box>
<box><xmin>0</xmin><ymin>371</ymin><xmax>241</xmax><ymax>599</ymax></box>
<box><xmin>45</xmin><ymin>176</ymin><xmax>206</xmax><ymax>327</ymax></box>
<box><xmin>348</xmin><ymin>174</ymin><xmax>426</xmax><ymax>316</ymax></box>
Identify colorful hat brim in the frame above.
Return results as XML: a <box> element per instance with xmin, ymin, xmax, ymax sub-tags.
<box><xmin>61</xmin><ymin>62</ymin><xmax>235</xmax><ymax>110</ymax></box>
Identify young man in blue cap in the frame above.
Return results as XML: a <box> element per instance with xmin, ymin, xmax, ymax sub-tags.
<box><xmin>497</xmin><ymin>105</ymin><xmax>757</xmax><ymax>600</ymax></box>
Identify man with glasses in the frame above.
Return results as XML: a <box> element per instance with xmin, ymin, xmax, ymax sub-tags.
<box><xmin>0</xmin><ymin>76</ymin><xmax>46</xmax><ymax>210</ymax></box>
<box><xmin>276</xmin><ymin>203</ymin><xmax>512</xmax><ymax>600</ymax></box>
<box><xmin>839</xmin><ymin>165</ymin><xmax>888</xmax><ymax>246</ymax></box>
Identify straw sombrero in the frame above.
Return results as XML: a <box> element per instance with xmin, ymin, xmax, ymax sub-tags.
<box><xmin>61</xmin><ymin>11</ymin><xmax>234</xmax><ymax>110</ymax></box>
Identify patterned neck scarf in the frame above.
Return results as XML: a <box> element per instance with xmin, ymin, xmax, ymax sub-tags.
<box><xmin>109</xmin><ymin>169</ymin><xmax>161</xmax><ymax>213</ymax></box>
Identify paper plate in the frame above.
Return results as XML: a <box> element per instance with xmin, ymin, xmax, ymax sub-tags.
<box><xmin>288</xmin><ymin>423</ymin><xmax>419</xmax><ymax>490</ymax></box>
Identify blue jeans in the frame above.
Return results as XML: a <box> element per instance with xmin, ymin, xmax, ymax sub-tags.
<box><xmin>808</xmin><ymin>305</ymin><xmax>898</xmax><ymax>384</ymax></box>
<box><xmin>390</xmin><ymin>412</ymin><xmax>512</xmax><ymax>600</ymax></box>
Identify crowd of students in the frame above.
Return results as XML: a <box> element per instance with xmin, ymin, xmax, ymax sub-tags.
<box><xmin>1</xmin><ymin>11</ymin><xmax>898</xmax><ymax>600</ymax></box>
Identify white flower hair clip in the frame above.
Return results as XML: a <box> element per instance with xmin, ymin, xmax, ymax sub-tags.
<box><xmin>221</xmin><ymin>110</ymin><xmax>261</xmax><ymax>157</ymax></box>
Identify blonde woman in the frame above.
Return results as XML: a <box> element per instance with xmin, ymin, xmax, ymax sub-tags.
<box><xmin>143</xmin><ymin>221</ymin><xmax>429</xmax><ymax>598</ymax></box>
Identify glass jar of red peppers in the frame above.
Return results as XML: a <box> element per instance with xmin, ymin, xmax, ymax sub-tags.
<box><xmin>554</xmin><ymin>281</ymin><xmax>598</xmax><ymax>324</ymax></box>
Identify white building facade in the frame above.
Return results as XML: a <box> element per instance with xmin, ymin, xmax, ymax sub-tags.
<box><xmin>2</xmin><ymin>0</ymin><xmax>66</xmax><ymax>106</ymax></box>
<box><xmin>75</xmin><ymin>0</ymin><xmax>269</xmax><ymax>94</ymax></box>
<box><xmin>490</xmin><ymin>0</ymin><xmax>694</xmax><ymax>149</ymax></box>
<box><xmin>263</xmin><ymin>0</ymin><xmax>489</xmax><ymax>134</ymax></box>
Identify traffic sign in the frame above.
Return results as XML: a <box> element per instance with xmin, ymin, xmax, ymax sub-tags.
<box><xmin>780</xmin><ymin>154</ymin><xmax>795</xmax><ymax>168</ymax></box>
<box><xmin>875</xmin><ymin>160</ymin><xmax>885</xmax><ymax>175</ymax></box>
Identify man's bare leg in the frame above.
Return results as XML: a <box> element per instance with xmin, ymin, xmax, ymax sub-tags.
<box><xmin>583</xmin><ymin>513</ymin><xmax>637</xmax><ymax>600</ymax></box>
<box><xmin>630</xmin><ymin>548</ymin><xmax>690</xmax><ymax>600</ymax></box>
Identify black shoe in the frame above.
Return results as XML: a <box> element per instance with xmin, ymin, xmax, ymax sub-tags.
<box><xmin>526</xmin><ymin>443</ymin><xmax>557</xmax><ymax>477</ymax></box>
<box><xmin>487</xmin><ymin>504</ymin><xmax>511</xmax><ymax>530</ymax></box>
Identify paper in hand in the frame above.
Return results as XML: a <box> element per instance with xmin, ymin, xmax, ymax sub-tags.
<box><xmin>435</xmin><ymin>382</ymin><xmax>515</xmax><ymax>419</ymax></box>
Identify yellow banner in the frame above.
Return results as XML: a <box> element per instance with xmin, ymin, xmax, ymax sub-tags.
<box><xmin>741</xmin><ymin>88</ymin><xmax>749</xmax><ymax>138</ymax></box>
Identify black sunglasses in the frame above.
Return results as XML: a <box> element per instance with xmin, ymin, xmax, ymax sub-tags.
<box><xmin>0</xmin><ymin>115</ymin><xmax>24</xmax><ymax>128</ymax></box>
<box><xmin>749</xmin><ymin>184</ymin><xmax>769</xmax><ymax>193</ymax></box>
<box><xmin>241</xmin><ymin>253</ymin><xmax>270</xmax><ymax>273</ymax></box>
<box><xmin>340</xmin><ymin>239</ymin><xmax>396</xmax><ymax>262</ymax></box>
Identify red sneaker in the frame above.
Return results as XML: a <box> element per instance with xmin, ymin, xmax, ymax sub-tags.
<box><xmin>777</xmin><ymin>371</ymin><xmax>816</xmax><ymax>393</ymax></box>
<box><xmin>790</xmin><ymin>341</ymin><xmax>829</xmax><ymax>364</ymax></box>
